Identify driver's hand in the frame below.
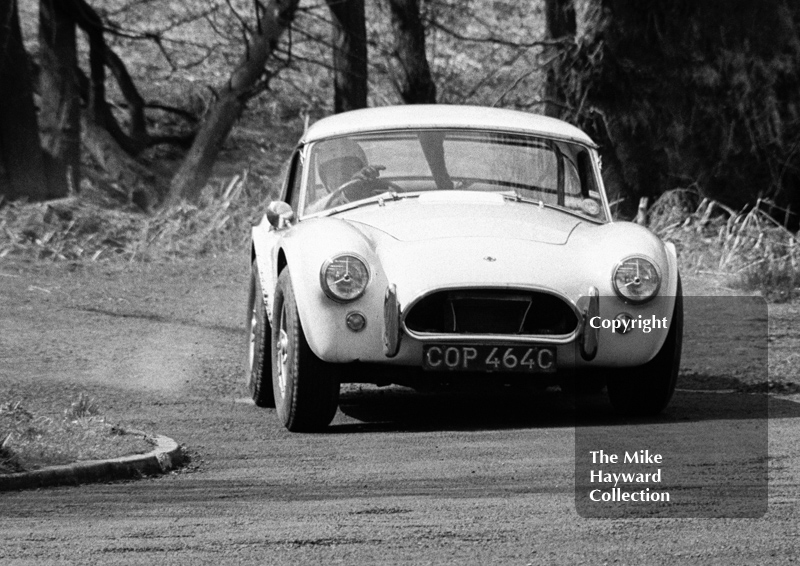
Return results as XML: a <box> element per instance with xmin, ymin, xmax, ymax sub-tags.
<box><xmin>352</xmin><ymin>165</ymin><xmax>385</xmax><ymax>181</ymax></box>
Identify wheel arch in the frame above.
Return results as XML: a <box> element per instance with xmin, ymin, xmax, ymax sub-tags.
<box><xmin>271</xmin><ymin>218</ymin><xmax>384</xmax><ymax>362</ymax></box>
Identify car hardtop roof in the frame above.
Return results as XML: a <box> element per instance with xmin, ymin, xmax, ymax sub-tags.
<box><xmin>301</xmin><ymin>105</ymin><xmax>596</xmax><ymax>147</ymax></box>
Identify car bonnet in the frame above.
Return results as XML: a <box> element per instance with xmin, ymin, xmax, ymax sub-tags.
<box><xmin>338</xmin><ymin>191</ymin><xmax>582</xmax><ymax>245</ymax></box>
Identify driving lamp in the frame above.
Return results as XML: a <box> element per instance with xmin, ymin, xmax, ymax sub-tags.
<box><xmin>320</xmin><ymin>254</ymin><xmax>369</xmax><ymax>302</ymax></box>
<box><xmin>612</xmin><ymin>257</ymin><xmax>660</xmax><ymax>304</ymax></box>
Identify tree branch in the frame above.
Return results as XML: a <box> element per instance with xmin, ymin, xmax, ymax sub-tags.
<box><xmin>429</xmin><ymin>19</ymin><xmax>567</xmax><ymax>48</ymax></box>
<box><xmin>103</xmin><ymin>46</ymin><xmax>148</xmax><ymax>148</ymax></box>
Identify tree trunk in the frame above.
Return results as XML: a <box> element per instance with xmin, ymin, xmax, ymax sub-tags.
<box><xmin>543</xmin><ymin>0</ymin><xmax>576</xmax><ymax>118</ymax></box>
<box><xmin>167</xmin><ymin>0</ymin><xmax>299</xmax><ymax>204</ymax></box>
<box><xmin>64</xmin><ymin>0</ymin><xmax>148</xmax><ymax>156</ymax></box>
<box><xmin>386</xmin><ymin>0</ymin><xmax>436</xmax><ymax>104</ymax></box>
<box><xmin>39</xmin><ymin>0</ymin><xmax>81</xmax><ymax>198</ymax></box>
<box><xmin>0</xmin><ymin>0</ymin><xmax>47</xmax><ymax>201</ymax></box>
<box><xmin>326</xmin><ymin>0</ymin><xmax>368</xmax><ymax>113</ymax></box>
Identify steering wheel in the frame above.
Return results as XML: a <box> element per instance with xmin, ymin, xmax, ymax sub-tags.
<box><xmin>327</xmin><ymin>177</ymin><xmax>404</xmax><ymax>207</ymax></box>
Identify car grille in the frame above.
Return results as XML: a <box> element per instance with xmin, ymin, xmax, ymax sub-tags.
<box><xmin>403</xmin><ymin>289</ymin><xmax>578</xmax><ymax>336</ymax></box>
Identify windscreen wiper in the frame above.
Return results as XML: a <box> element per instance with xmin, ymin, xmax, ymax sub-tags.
<box><xmin>320</xmin><ymin>191</ymin><xmax>416</xmax><ymax>216</ymax></box>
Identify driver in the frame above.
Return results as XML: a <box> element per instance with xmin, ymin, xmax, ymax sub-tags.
<box><xmin>317</xmin><ymin>137</ymin><xmax>368</xmax><ymax>194</ymax></box>
<box><xmin>314</xmin><ymin>138</ymin><xmax>386</xmax><ymax>207</ymax></box>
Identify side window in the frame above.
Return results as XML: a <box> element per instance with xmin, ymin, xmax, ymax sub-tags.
<box><xmin>285</xmin><ymin>150</ymin><xmax>304</xmax><ymax>212</ymax></box>
<box><xmin>577</xmin><ymin>150</ymin><xmax>597</xmax><ymax>197</ymax></box>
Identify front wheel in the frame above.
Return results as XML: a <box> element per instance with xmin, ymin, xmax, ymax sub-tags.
<box><xmin>272</xmin><ymin>269</ymin><xmax>340</xmax><ymax>431</ymax></box>
<box><xmin>607</xmin><ymin>283</ymin><xmax>683</xmax><ymax>416</ymax></box>
<box><xmin>246</xmin><ymin>260</ymin><xmax>275</xmax><ymax>408</ymax></box>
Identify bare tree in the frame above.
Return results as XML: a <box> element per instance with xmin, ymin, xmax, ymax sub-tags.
<box><xmin>57</xmin><ymin>0</ymin><xmax>169</xmax><ymax>205</ymax></box>
<box><xmin>27</xmin><ymin>0</ymin><xmax>299</xmax><ymax>207</ymax></box>
<box><xmin>386</xmin><ymin>0</ymin><xmax>436</xmax><ymax>103</ymax></box>
<box><xmin>39</xmin><ymin>0</ymin><xmax>81</xmax><ymax>198</ymax></box>
<box><xmin>325</xmin><ymin>0</ymin><xmax>367</xmax><ymax>112</ymax></box>
<box><xmin>167</xmin><ymin>0</ymin><xmax>300</xmax><ymax>204</ymax></box>
<box><xmin>0</xmin><ymin>0</ymin><xmax>47</xmax><ymax>201</ymax></box>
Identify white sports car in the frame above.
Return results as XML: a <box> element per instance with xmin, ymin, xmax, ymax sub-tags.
<box><xmin>247</xmin><ymin>105</ymin><xmax>682</xmax><ymax>431</ymax></box>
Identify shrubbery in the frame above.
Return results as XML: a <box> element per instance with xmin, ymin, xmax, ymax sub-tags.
<box><xmin>556</xmin><ymin>0</ymin><xmax>800</xmax><ymax>222</ymax></box>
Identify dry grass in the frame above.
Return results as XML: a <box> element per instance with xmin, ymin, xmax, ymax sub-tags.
<box><xmin>0</xmin><ymin>397</ymin><xmax>152</xmax><ymax>475</ymax></box>
<box><xmin>2</xmin><ymin>178</ymin><xmax>797</xmax><ymax>301</ymax></box>
<box><xmin>648</xmin><ymin>190</ymin><xmax>799</xmax><ymax>301</ymax></box>
<box><xmin>0</xmin><ymin>172</ymin><xmax>277</xmax><ymax>263</ymax></box>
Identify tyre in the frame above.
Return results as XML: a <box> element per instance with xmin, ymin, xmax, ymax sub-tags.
<box><xmin>272</xmin><ymin>269</ymin><xmax>340</xmax><ymax>431</ymax></box>
<box><xmin>246</xmin><ymin>260</ymin><xmax>275</xmax><ymax>407</ymax></box>
<box><xmin>607</xmin><ymin>281</ymin><xmax>683</xmax><ymax>416</ymax></box>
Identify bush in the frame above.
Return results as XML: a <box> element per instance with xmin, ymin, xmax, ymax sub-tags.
<box><xmin>0</xmin><ymin>172</ymin><xmax>277</xmax><ymax>262</ymax></box>
<box><xmin>649</xmin><ymin>189</ymin><xmax>799</xmax><ymax>301</ymax></box>
<box><xmin>556</xmin><ymin>0</ymin><xmax>800</xmax><ymax>217</ymax></box>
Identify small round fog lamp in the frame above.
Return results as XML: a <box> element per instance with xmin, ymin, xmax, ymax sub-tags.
<box><xmin>346</xmin><ymin>311</ymin><xmax>367</xmax><ymax>332</ymax></box>
<box><xmin>615</xmin><ymin>313</ymin><xmax>633</xmax><ymax>334</ymax></box>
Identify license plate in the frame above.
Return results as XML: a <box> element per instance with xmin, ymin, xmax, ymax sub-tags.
<box><xmin>422</xmin><ymin>344</ymin><xmax>556</xmax><ymax>373</ymax></box>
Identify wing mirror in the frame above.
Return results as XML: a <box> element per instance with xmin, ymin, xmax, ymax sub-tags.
<box><xmin>266</xmin><ymin>201</ymin><xmax>295</xmax><ymax>229</ymax></box>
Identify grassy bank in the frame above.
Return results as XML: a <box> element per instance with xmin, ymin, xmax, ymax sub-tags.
<box><xmin>0</xmin><ymin>395</ymin><xmax>153</xmax><ymax>475</ymax></box>
<box><xmin>0</xmin><ymin>173</ymin><xmax>274</xmax><ymax>263</ymax></box>
<box><xmin>2</xmin><ymin>182</ymin><xmax>797</xmax><ymax>301</ymax></box>
<box><xmin>647</xmin><ymin>190</ymin><xmax>799</xmax><ymax>302</ymax></box>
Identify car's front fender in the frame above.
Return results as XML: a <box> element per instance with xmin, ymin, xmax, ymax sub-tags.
<box><xmin>272</xmin><ymin>217</ymin><xmax>389</xmax><ymax>362</ymax></box>
<box><xmin>567</xmin><ymin>220</ymin><xmax>680</xmax><ymax>367</ymax></box>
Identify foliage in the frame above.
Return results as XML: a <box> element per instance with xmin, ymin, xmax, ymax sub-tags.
<box><xmin>0</xmin><ymin>172</ymin><xmax>278</xmax><ymax>262</ymax></box>
<box><xmin>416</xmin><ymin>1</ymin><xmax>548</xmax><ymax>107</ymax></box>
<box><xmin>554</xmin><ymin>0</ymin><xmax>800</xmax><ymax>217</ymax></box>
<box><xmin>9</xmin><ymin>0</ymin><xmax>800</xmax><ymax>213</ymax></box>
<box><xmin>5</xmin><ymin>0</ymin><xmax>799</xmax><ymax>291</ymax></box>
<box><xmin>649</xmin><ymin>189</ymin><xmax>799</xmax><ymax>302</ymax></box>
<box><xmin>64</xmin><ymin>393</ymin><xmax>100</xmax><ymax>420</ymax></box>
<box><xmin>79</xmin><ymin>0</ymin><xmax>554</xmax><ymax>118</ymax></box>
<box><xmin>0</xmin><ymin>397</ymin><xmax>149</xmax><ymax>474</ymax></box>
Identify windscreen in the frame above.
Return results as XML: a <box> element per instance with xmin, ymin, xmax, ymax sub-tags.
<box><xmin>303</xmin><ymin>130</ymin><xmax>607</xmax><ymax>221</ymax></box>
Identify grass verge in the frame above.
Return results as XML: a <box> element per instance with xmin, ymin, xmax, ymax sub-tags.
<box><xmin>648</xmin><ymin>190</ymin><xmax>799</xmax><ymax>302</ymax></box>
<box><xmin>0</xmin><ymin>395</ymin><xmax>153</xmax><ymax>475</ymax></box>
<box><xmin>2</xmin><ymin>176</ymin><xmax>798</xmax><ymax>303</ymax></box>
<box><xmin>0</xmin><ymin>172</ymin><xmax>275</xmax><ymax>263</ymax></box>
<box><xmin>2</xmin><ymin>181</ymin><xmax>796</xmax><ymax>302</ymax></box>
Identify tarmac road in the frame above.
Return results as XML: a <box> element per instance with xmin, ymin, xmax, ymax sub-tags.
<box><xmin>1</xmin><ymin>255</ymin><xmax>799</xmax><ymax>565</ymax></box>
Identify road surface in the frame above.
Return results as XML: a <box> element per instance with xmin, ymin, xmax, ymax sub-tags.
<box><xmin>1</xmin><ymin>256</ymin><xmax>798</xmax><ymax>564</ymax></box>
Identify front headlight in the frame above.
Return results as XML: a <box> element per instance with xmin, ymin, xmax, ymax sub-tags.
<box><xmin>612</xmin><ymin>257</ymin><xmax>661</xmax><ymax>304</ymax></box>
<box><xmin>320</xmin><ymin>254</ymin><xmax>370</xmax><ymax>302</ymax></box>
